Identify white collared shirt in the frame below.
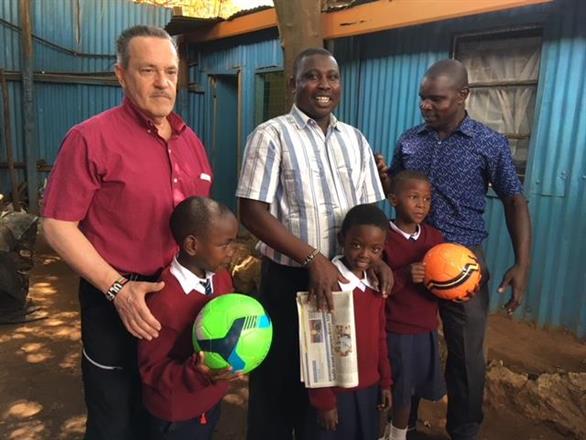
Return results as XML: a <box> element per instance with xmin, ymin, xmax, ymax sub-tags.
<box><xmin>236</xmin><ymin>105</ymin><xmax>385</xmax><ymax>266</ymax></box>
<box><xmin>169</xmin><ymin>256</ymin><xmax>215</xmax><ymax>295</ymax></box>
<box><xmin>389</xmin><ymin>220</ymin><xmax>421</xmax><ymax>241</ymax></box>
<box><xmin>332</xmin><ymin>255</ymin><xmax>375</xmax><ymax>293</ymax></box>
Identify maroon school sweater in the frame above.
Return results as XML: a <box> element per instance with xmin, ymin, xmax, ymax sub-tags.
<box><xmin>308</xmin><ymin>285</ymin><xmax>392</xmax><ymax>411</ymax></box>
<box><xmin>138</xmin><ymin>266</ymin><xmax>234</xmax><ymax>422</ymax></box>
<box><xmin>383</xmin><ymin>223</ymin><xmax>444</xmax><ymax>334</ymax></box>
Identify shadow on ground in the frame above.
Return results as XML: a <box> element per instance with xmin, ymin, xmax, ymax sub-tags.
<box><xmin>1</xmin><ymin>237</ymin><xmax>584</xmax><ymax>439</ymax></box>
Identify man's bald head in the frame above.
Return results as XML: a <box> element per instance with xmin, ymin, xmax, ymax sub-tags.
<box><xmin>424</xmin><ymin>59</ymin><xmax>469</xmax><ymax>90</ymax></box>
<box><xmin>418</xmin><ymin>59</ymin><xmax>470</xmax><ymax>133</ymax></box>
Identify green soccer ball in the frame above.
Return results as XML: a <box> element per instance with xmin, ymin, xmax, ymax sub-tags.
<box><xmin>192</xmin><ymin>293</ymin><xmax>273</xmax><ymax>374</ymax></box>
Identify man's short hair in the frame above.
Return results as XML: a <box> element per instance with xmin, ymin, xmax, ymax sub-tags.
<box><xmin>389</xmin><ymin>170</ymin><xmax>431</xmax><ymax>195</ymax></box>
<box><xmin>340</xmin><ymin>204</ymin><xmax>388</xmax><ymax>236</ymax></box>
<box><xmin>169</xmin><ymin>197</ymin><xmax>233</xmax><ymax>246</ymax></box>
<box><xmin>116</xmin><ymin>25</ymin><xmax>177</xmax><ymax>68</ymax></box>
<box><xmin>423</xmin><ymin>59</ymin><xmax>469</xmax><ymax>90</ymax></box>
<box><xmin>292</xmin><ymin>47</ymin><xmax>335</xmax><ymax>79</ymax></box>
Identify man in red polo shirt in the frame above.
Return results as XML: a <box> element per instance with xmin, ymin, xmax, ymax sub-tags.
<box><xmin>42</xmin><ymin>25</ymin><xmax>213</xmax><ymax>440</ymax></box>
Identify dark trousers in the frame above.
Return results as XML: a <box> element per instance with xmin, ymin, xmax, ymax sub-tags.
<box><xmin>439</xmin><ymin>247</ymin><xmax>490</xmax><ymax>440</ymax></box>
<box><xmin>246</xmin><ymin>258</ymin><xmax>309</xmax><ymax>440</ymax></box>
<box><xmin>146</xmin><ymin>404</ymin><xmax>221</xmax><ymax>440</ymax></box>
<box><xmin>304</xmin><ymin>386</ymin><xmax>380</xmax><ymax>440</ymax></box>
<box><xmin>79</xmin><ymin>276</ymin><xmax>155</xmax><ymax>440</ymax></box>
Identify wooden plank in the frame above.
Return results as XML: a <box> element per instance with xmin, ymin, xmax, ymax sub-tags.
<box><xmin>469</xmin><ymin>79</ymin><xmax>538</xmax><ymax>88</ymax></box>
<box><xmin>20</xmin><ymin>0</ymin><xmax>38</xmax><ymax>213</ymax></box>
<box><xmin>183</xmin><ymin>0</ymin><xmax>553</xmax><ymax>43</ymax></box>
<box><xmin>184</xmin><ymin>8</ymin><xmax>277</xmax><ymax>43</ymax></box>
<box><xmin>0</xmin><ymin>160</ymin><xmax>52</xmax><ymax>172</ymax></box>
<box><xmin>324</xmin><ymin>0</ymin><xmax>552</xmax><ymax>39</ymax></box>
<box><xmin>0</xmin><ymin>69</ymin><xmax>21</xmax><ymax>210</ymax></box>
<box><xmin>4</xmin><ymin>71</ymin><xmax>119</xmax><ymax>86</ymax></box>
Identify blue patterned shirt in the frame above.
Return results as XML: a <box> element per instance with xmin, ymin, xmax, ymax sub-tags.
<box><xmin>389</xmin><ymin>116</ymin><xmax>523</xmax><ymax>247</ymax></box>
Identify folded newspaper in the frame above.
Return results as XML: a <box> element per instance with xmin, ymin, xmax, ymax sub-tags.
<box><xmin>296</xmin><ymin>291</ymin><xmax>359</xmax><ymax>388</ymax></box>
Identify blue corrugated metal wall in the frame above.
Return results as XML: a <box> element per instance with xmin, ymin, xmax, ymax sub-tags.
<box><xmin>187</xmin><ymin>30</ymin><xmax>282</xmax><ymax>152</ymax></box>
<box><xmin>190</xmin><ymin>0</ymin><xmax>585</xmax><ymax>337</ymax></box>
<box><xmin>1</xmin><ymin>0</ymin><xmax>583</xmax><ymax>336</ymax></box>
<box><xmin>335</xmin><ymin>0</ymin><xmax>586</xmax><ymax>337</ymax></box>
<box><xmin>0</xmin><ymin>0</ymin><xmax>171</xmax><ymax>192</ymax></box>
<box><xmin>525</xmin><ymin>0</ymin><xmax>586</xmax><ymax>336</ymax></box>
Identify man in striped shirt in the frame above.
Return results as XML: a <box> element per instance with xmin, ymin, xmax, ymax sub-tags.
<box><xmin>237</xmin><ymin>48</ymin><xmax>392</xmax><ymax>440</ymax></box>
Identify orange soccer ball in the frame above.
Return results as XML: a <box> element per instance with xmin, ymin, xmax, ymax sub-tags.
<box><xmin>423</xmin><ymin>243</ymin><xmax>482</xmax><ymax>302</ymax></box>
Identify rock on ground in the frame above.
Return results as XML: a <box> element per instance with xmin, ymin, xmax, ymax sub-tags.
<box><xmin>486</xmin><ymin>363</ymin><xmax>586</xmax><ymax>439</ymax></box>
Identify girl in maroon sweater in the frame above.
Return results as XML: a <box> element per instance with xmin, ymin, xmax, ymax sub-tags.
<box><xmin>138</xmin><ymin>197</ymin><xmax>240</xmax><ymax>440</ymax></box>
<box><xmin>383</xmin><ymin>171</ymin><xmax>446</xmax><ymax>440</ymax></box>
<box><xmin>305</xmin><ymin>204</ymin><xmax>392</xmax><ymax>440</ymax></box>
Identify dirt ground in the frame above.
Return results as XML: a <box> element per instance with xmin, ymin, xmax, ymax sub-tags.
<box><xmin>1</xmin><ymin>238</ymin><xmax>585</xmax><ymax>440</ymax></box>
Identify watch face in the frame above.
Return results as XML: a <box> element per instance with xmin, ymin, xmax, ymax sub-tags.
<box><xmin>334</xmin><ymin>325</ymin><xmax>352</xmax><ymax>357</ymax></box>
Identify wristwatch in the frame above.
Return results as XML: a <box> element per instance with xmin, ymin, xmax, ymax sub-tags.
<box><xmin>105</xmin><ymin>276</ymin><xmax>129</xmax><ymax>302</ymax></box>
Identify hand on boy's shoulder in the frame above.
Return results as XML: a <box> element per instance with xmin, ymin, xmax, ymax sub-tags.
<box><xmin>366</xmin><ymin>260</ymin><xmax>394</xmax><ymax>297</ymax></box>
<box><xmin>114</xmin><ymin>280</ymin><xmax>164</xmax><ymax>341</ymax></box>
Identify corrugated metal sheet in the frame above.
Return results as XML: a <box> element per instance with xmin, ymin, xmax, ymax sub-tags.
<box><xmin>335</xmin><ymin>0</ymin><xmax>586</xmax><ymax>337</ymax></box>
<box><xmin>187</xmin><ymin>30</ymin><xmax>282</xmax><ymax>154</ymax></box>
<box><xmin>35</xmin><ymin>83</ymin><xmax>123</xmax><ymax>163</ymax></box>
<box><xmin>188</xmin><ymin>0</ymin><xmax>585</xmax><ymax>337</ymax></box>
<box><xmin>522</xmin><ymin>0</ymin><xmax>586</xmax><ymax>334</ymax></box>
<box><xmin>0</xmin><ymin>0</ymin><xmax>23</xmax><ymax>71</ymax></box>
<box><xmin>0</xmin><ymin>0</ymin><xmax>171</xmax><ymax>193</ymax></box>
<box><xmin>0</xmin><ymin>0</ymin><xmax>166</xmax><ymax>72</ymax></box>
<box><xmin>1</xmin><ymin>0</ymin><xmax>584</xmax><ymax>335</ymax></box>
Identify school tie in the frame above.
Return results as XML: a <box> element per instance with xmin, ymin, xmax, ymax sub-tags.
<box><xmin>200</xmin><ymin>279</ymin><xmax>212</xmax><ymax>296</ymax></box>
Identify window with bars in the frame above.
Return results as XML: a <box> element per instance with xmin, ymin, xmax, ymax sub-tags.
<box><xmin>255</xmin><ymin>70</ymin><xmax>287</xmax><ymax>125</ymax></box>
<box><xmin>454</xmin><ymin>28</ymin><xmax>542</xmax><ymax>181</ymax></box>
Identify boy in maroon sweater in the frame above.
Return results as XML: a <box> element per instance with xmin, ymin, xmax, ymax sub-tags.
<box><xmin>305</xmin><ymin>204</ymin><xmax>392</xmax><ymax>440</ymax></box>
<box><xmin>138</xmin><ymin>196</ymin><xmax>240</xmax><ymax>440</ymax></box>
<box><xmin>383</xmin><ymin>171</ymin><xmax>446</xmax><ymax>440</ymax></box>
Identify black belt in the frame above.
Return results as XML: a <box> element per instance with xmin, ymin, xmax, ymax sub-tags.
<box><xmin>121</xmin><ymin>272</ymin><xmax>160</xmax><ymax>283</ymax></box>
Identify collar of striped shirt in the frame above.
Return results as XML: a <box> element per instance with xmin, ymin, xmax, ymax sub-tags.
<box><xmin>289</xmin><ymin>104</ymin><xmax>340</xmax><ymax>132</ymax></box>
<box><xmin>236</xmin><ymin>105</ymin><xmax>385</xmax><ymax>267</ymax></box>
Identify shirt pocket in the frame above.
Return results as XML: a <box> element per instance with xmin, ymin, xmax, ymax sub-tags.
<box><xmin>280</xmin><ymin>168</ymin><xmax>303</xmax><ymax>217</ymax></box>
<box><xmin>191</xmin><ymin>173</ymin><xmax>213</xmax><ymax>197</ymax></box>
<box><xmin>173</xmin><ymin>172</ymin><xmax>212</xmax><ymax>206</ymax></box>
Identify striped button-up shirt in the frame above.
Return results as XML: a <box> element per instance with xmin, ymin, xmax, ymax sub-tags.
<box><xmin>237</xmin><ymin>105</ymin><xmax>385</xmax><ymax>266</ymax></box>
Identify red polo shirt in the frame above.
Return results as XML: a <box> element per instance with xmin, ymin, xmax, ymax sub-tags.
<box><xmin>42</xmin><ymin>97</ymin><xmax>212</xmax><ymax>275</ymax></box>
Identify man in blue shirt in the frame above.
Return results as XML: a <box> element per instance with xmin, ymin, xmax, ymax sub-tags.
<box><xmin>377</xmin><ymin>59</ymin><xmax>532</xmax><ymax>440</ymax></box>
